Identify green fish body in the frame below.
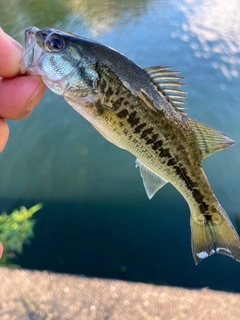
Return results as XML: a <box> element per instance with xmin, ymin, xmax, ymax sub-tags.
<box><xmin>21</xmin><ymin>27</ymin><xmax>240</xmax><ymax>264</ymax></box>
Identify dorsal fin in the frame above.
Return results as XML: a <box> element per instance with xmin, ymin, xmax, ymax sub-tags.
<box><xmin>187</xmin><ymin>118</ymin><xmax>236</xmax><ymax>159</ymax></box>
<box><xmin>144</xmin><ymin>66</ymin><xmax>187</xmax><ymax>114</ymax></box>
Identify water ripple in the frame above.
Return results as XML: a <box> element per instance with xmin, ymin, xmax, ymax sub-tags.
<box><xmin>174</xmin><ymin>0</ymin><xmax>240</xmax><ymax>79</ymax></box>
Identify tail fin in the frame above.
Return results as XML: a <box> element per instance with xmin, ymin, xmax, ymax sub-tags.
<box><xmin>190</xmin><ymin>205</ymin><xmax>240</xmax><ymax>264</ymax></box>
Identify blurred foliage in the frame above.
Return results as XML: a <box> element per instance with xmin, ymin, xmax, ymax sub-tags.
<box><xmin>0</xmin><ymin>0</ymin><xmax>152</xmax><ymax>41</ymax></box>
<box><xmin>0</xmin><ymin>204</ymin><xmax>42</xmax><ymax>267</ymax></box>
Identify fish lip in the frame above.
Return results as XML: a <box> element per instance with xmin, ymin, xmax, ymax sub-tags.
<box><xmin>20</xmin><ymin>27</ymin><xmax>43</xmax><ymax>74</ymax></box>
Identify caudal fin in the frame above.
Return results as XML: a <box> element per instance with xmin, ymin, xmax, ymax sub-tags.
<box><xmin>190</xmin><ymin>205</ymin><xmax>240</xmax><ymax>264</ymax></box>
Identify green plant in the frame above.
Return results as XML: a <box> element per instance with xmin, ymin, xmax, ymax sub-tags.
<box><xmin>0</xmin><ymin>204</ymin><xmax>42</xmax><ymax>266</ymax></box>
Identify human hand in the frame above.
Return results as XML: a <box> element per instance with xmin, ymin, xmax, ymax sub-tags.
<box><xmin>0</xmin><ymin>28</ymin><xmax>46</xmax><ymax>152</ymax></box>
<box><xmin>0</xmin><ymin>242</ymin><xmax>3</xmax><ymax>259</ymax></box>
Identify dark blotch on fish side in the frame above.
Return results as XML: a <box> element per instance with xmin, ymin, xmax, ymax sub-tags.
<box><xmin>172</xmin><ymin>163</ymin><xmax>210</xmax><ymax>214</ymax></box>
<box><xmin>152</xmin><ymin>140</ymin><xmax>163</xmax><ymax>150</ymax></box>
<box><xmin>167</xmin><ymin>158</ymin><xmax>177</xmax><ymax>166</ymax></box>
<box><xmin>99</xmin><ymin>77</ymin><xmax>107</xmax><ymax>91</ymax></box>
<box><xmin>106</xmin><ymin>86</ymin><xmax>114</xmax><ymax>97</ymax></box>
<box><xmin>134</xmin><ymin>123</ymin><xmax>147</xmax><ymax>133</ymax></box>
<box><xmin>159</xmin><ymin>147</ymin><xmax>171</xmax><ymax>158</ymax></box>
<box><xmin>140</xmin><ymin>128</ymin><xmax>154</xmax><ymax>139</ymax></box>
<box><xmin>204</xmin><ymin>214</ymin><xmax>213</xmax><ymax>222</ymax></box>
<box><xmin>192</xmin><ymin>188</ymin><xmax>209</xmax><ymax>213</ymax></box>
<box><xmin>113</xmin><ymin>102</ymin><xmax>128</xmax><ymax>114</ymax></box>
<box><xmin>146</xmin><ymin>134</ymin><xmax>159</xmax><ymax>145</ymax></box>
<box><xmin>127</xmin><ymin>111</ymin><xmax>140</xmax><ymax>127</ymax></box>
<box><xmin>114</xmin><ymin>86</ymin><xmax>121</xmax><ymax>96</ymax></box>
<box><xmin>113</xmin><ymin>97</ymin><xmax>125</xmax><ymax>111</ymax></box>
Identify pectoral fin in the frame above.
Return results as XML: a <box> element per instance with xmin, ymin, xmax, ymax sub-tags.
<box><xmin>136</xmin><ymin>159</ymin><xmax>168</xmax><ymax>199</ymax></box>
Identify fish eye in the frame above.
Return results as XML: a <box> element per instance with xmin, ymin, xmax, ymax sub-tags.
<box><xmin>46</xmin><ymin>35</ymin><xmax>65</xmax><ymax>52</ymax></box>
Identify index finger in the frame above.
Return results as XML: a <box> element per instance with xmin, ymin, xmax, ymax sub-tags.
<box><xmin>0</xmin><ymin>28</ymin><xmax>23</xmax><ymax>78</ymax></box>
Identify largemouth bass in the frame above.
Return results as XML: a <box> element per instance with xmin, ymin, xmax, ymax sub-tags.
<box><xmin>21</xmin><ymin>27</ymin><xmax>240</xmax><ymax>264</ymax></box>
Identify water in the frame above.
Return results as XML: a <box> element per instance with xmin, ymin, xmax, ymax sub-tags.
<box><xmin>0</xmin><ymin>0</ymin><xmax>240</xmax><ymax>292</ymax></box>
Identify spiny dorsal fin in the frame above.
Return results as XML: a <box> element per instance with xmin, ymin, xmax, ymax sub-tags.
<box><xmin>144</xmin><ymin>66</ymin><xmax>187</xmax><ymax>114</ymax></box>
<box><xmin>187</xmin><ymin>118</ymin><xmax>236</xmax><ymax>159</ymax></box>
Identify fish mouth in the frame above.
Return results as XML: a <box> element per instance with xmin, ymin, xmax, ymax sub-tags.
<box><xmin>20</xmin><ymin>27</ymin><xmax>43</xmax><ymax>74</ymax></box>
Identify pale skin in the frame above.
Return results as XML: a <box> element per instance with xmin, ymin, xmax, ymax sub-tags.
<box><xmin>0</xmin><ymin>28</ymin><xmax>46</xmax><ymax>152</ymax></box>
<box><xmin>0</xmin><ymin>28</ymin><xmax>46</xmax><ymax>257</ymax></box>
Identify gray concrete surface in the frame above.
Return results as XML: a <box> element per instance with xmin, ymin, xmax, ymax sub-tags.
<box><xmin>0</xmin><ymin>267</ymin><xmax>240</xmax><ymax>319</ymax></box>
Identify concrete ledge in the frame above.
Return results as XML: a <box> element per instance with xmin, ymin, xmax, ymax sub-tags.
<box><xmin>0</xmin><ymin>267</ymin><xmax>240</xmax><ymax>319</ymax></box>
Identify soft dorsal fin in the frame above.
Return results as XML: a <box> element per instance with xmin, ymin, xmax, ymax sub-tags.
<box><xmin>144</xmin><ymin>66</ymin><xmax>187</xmax><ymax>114</ymax></box>
<box><xmin>136</xmin><ymin>158</ymin><xmax>168</xmax><ymax>199</ymax></box>
<box><xmin>187</xmin><ymin>118</ymin><xmax>236</xmax><ymax>159</ymax></box>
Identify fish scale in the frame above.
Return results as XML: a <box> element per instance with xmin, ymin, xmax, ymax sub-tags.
<box><xmin>20</xmin><ymin>27</ymin><xmax>240</xmax><ymax>264</ymax></box>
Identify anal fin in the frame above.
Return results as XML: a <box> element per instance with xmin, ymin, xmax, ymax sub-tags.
<box><xmin>136</xmin><ymin>158</ymin><xmax>168</xmax><ymax>199</ymax></box>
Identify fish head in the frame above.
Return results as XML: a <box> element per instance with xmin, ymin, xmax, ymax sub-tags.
<box><xmin>21</xmin><ymin>27</ymin><xmax>99</xmax><ymax>98</ymax></box>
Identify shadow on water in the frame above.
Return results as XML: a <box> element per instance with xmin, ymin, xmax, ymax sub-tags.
<box><xmin>6</xmin><ymin>195</ymin><xmax>240</xmax><ymax>294</ymax></box>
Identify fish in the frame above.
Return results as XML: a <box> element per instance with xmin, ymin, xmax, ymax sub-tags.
<box><xmin>20</xmin><ymin>27</ymin><xmax>240</xmax><ymax>264</ymax></box>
